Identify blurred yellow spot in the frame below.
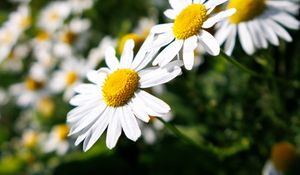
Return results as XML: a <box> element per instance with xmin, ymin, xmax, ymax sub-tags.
<box><xmin>271</xmin><ymin>142</ymin><xmax>296</xmax><ymax>171</ymax></box>
<box><xmin>25</xmin><ymin>78</ymin><xmax>44</xmax><ymax>91</ymax></box>
<box><xmin>54</xmin><ymin>124</ymin><xmax>70</xmax><ymax>141</ymax></box>
<box><xmin>173</xmin><ymin>4</ymin><xmax>207</xmax><ymax>40</ymax></box>
<box><xmin>37</xmin><ymin>97</ymin><xmax>54</xmax><ymax>117</ymax></box>
<box><xmin>118</xmin><ymin>33</ymin><xmax>145</xmax><ymax>54</ymax></box>
<box><xmin>228</xmin><ymin>0</ymin><xmax>266</xmax><ymax>23</ymax></box>
<box><xmin>22</xmin><ymin>131</ymin><xmax>38</xmax><ymax>148</ymax></box>
<box><xmin>20</xmin><ymin>16</ymin><xmax>31</xmax><ymax>28</ymax></box>
<box><xmin>102</xmin><ymin>69</ymin><xmax>139</xmax><ymax>107</ymax></box>
<box><xmin>65</xmin><ymin>71</ymin><xmax>78</xmax><ymax>86</ymax></box>
<box><xmin>36</xmin><ymin>31</ymin><xmax>49</xmax><ymax>42</ymax></box>
<box><xmin>49</xmin><ymin>12</ymin><xmax>59</xmax><ymax>22</ymax></box>
<box><xmin>62</xmin><ymin>31</ymin><xmax>76</xmax><ymax>44</ymax></box>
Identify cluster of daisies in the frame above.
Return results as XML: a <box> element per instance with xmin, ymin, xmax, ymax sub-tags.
<box><xmin>0</xmin><ymin>0</ymin><xmax>299</xmax><ymax>174</ymax></box>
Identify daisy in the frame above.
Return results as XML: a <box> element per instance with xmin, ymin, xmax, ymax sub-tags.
<box><xmin>149</xmin><ymin>0</ymin><xmax>236</xmax><ymax>70</ymax></box>
<box><xmin>262</xmin><ymin>142</ymin><xmax>296</xmax><ymax>175</ymax></box>
<box><xmin>215</xmin><ymin>0</ymin><xmax>300</xmax><ymax>55</ymax></box>
<box><xmin>53</xmin><ymin>18</ymin><xmax>91</xmax><ymax>58</ymax></box>
<box><xmin>38</xmin><ymin>1</ymin><xmax>71</xmax><ymax>33</ymax></box>
<box><xmin>9</xmin><ymin>63</ymin><xmax>48</xmax><ymax>107</ymax></box>
<box><xmin>49</xmin><ymin>57</ymin><xmax>89</xmax><ymax>101</ymax></box>
<box><xmin>67</xmin><ymin>39</ymin><xmax>182</xmax><ymax>151</ymax></box>
<box><xmin>43</xmin><ymin>124</ymin><xmax>70</xmax><ymax>155</ymax></box>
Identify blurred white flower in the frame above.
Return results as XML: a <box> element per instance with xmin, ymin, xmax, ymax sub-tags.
<box><xmin>53</xmin><ymin>18</ymin><xmax>91</xmax><ymax>58</ymax></box>
<box><xmin>10</xmin><ymin>64</ymin><xmax>48</xmax><ymax>107</ymax></box>
<box><xmin>0</xmin><ymin>43</ymin><xmax>29</xmax><ymax>72</ymax></box>
<box><xmin>215</xmin><ymin>0</ymin><xmax>300</xmax><ymax>55</ymax></box>
<box><xmin>69</xmin><ymin>0</ymin><xmax>94</xmax><ymax>14</ymax></box>
<box><xmin>141</xmin><ymin>112</ymin><xmax>173</xmax><ymax>145</ymax></box>
<box><xmin>38</xmin><ymin>1</ymin><xmax>71</xmax><ymax>32</ymax></box>
<box><xmin>43</xmin><ymin>124</ymin><xmax>70</xmax><ymax>155</ymax></box>
<box><xmin>49</xmin><ymin>57</ymin><xmax>89</xmax><ymax>101</ymax></box>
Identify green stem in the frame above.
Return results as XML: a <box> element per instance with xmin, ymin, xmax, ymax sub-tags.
<box><xmin>220</xmin><ymin>50</ymin><xmax>300</xmax><ymax>88</ymax></box>
<box><xmin>157</xmin><ymin>118</ymin><xmax>250</xmax><ymax>159</ymax></box>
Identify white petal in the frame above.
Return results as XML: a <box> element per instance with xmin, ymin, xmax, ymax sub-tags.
<box><xmin>215</xmin><ymin>21</ymin><xmax>232</xmax><ymax>45</ymax></box>
<box><xmin>151</xmin><ymin>32</ymin><xmax>175</xmax><ymax>49</ymax></box>
<box><xmin>69</xmin><ymin>94</ymin><xmax>96</xmax><ymax>106</ymax></box>
<box><xmin>270</xmin><ymin>11</ymin><xmax>300</xmax><ymax>30</ymax></box>
<box><xmin>204</xmin><ymin>0</ymin><xmax>228</xmax><ymax>13</ymax></box>
<box><xmin>150</xmin><ymin>23</ymin><xmax>173</xmax><ymax>34</ymax></box>
<box><xmin>120</xmin><ymin>39</ymin><xmax>134</xmax><ymax>68</ymax></box>
<box><xmin>164</xmin><ymin>9</ymin><xmax>177</xmax><ymax>19</ymax></box>
<box><xmin>266</xmin><ymin>19</ymin><xmax>292</xmax><ymax>42</ymax></box>
<box><xmin>128</xmin><ymin>100</ymin><xmax>150</xmax><ymax>122</ymax></box>
<box><xmin>267</xmin><ymin>1</ymin><xmax>299</xmax><ymax>15</ymax></box>
<box><xmin>238</xmin><ymin>23</ymin><xmax>255</xmax><ymax>55</ymax></box>
<box><xmin>74</xmin><ymin>84</ymin><xmax>100</xmax><ymax>94</ymax></box>
<box><xmin>247</xmin><ymin>21</ymin><xmax>262</xmax><ymax>49</ymax></box>
<box><xmin>258</xmin><ymin>19</ymin><xmax>279</xmax><ymax>46</ymax></box>
<box><xmin>140</xmin><ymin>63</ymin><xmax>182</xmax><ymax>88</ymax></box>
<box><xmin>132</xmin><ymin>93</ymin><xmax>165</xmax><ymax>117</ymax></box>
<box><xmin>203</xmin><ymin>8</ymin><xmax>236</xmax><ymax>29</ymax></box>
<box><xmin>106</xmin><ymin>109</ymin><xmax>122</xmax><ymax>149</ymax></box>
<box><xmin>120</xmin><ymin>106</ymin><xmax>141</xmax><ymax>141</ymax></box>
<box><xmin>154</xmin><ymin>40</ymin><xmax>183</xmax><ymax>67</ymax></box>
<box><xmin>198</xmin><ymin>30</ymin><xmax>220</xmax><ymax>56</ymax></box>
<box><xmin>182</xmin><ymin>36</ymin><xmax>197</xmax><ymax>70</ymax></box>
<box><xmin>105</xmin><ymin>47</ymin><xmax>119</xmax><ymax>71</ymax></box>
<box><xmin>224</xmin><ymin>25</ymin><xmax>237</xmax><ymax>55</ymax></box>
<box><xmin>251</xmin><ymin>20</ymin><xmax>268</xmax><ymax>49</ymax></box>
<box><xmin>138</xmin><ymin>90</ymin><xmax>170</xmax><ymax>114</ymax></box>
<box><xmin>82</xmin><ymin>107</ymin><xmax>111</xmax><ymax>151</ymax></box>
<box><xmin>86</xmin><ymin>70</ymin><xmax>107</xmax><ymax>85</ymax></box>
<box><xmin>69</xmin><ymin>102</ymin><xmax>107</xmax><ymax>136</ymax></box>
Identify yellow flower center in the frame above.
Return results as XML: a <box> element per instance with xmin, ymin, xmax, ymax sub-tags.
<box><xmin>25</xmin><ymin>78</ymin><xmax>44</xmax><ymax>91</ymax></box>
<box><xmin>62</xmin><ymin>31</ymin><xmax>76</xmax><ymax>44</ymax></box>
<box><xmin>36</xmin><ymin>31</ymin><xmax>50</xmax><ymax>42</ymax></box>
<box><xmin>54</xmin><ymin>125</ymin><xmax>69</xmax><ymax>141</ymax></box>
<box><xmin>173</xmin><ymin>4</ymin><xmax>207</xmax><ymax>40</ymax></box>
<box><xmin>65</xmin><ymin>71</ymin><xmax>78</xmax><ymax>86</ymax></box>
<box><xmin>22</xmin><ymin>131</ymin><xmax>38</xmax><ymax>148</ymax></box>
<box><xmin>37</xmin><ymin>97</ymin><xmax>54</xmax><ymax>117</ymax></box>
<box><xmin>118</xmin><ymin>33</ymin><xmax>145</xmax><ymax>54</ymax></box>
<box><xmin>228</xmin><ymin>0</ymin><xmax>266</xmax><ymax>24</ymax></box>
<box><xmin>102</xmin><ymin>69</ymin><xmax>139</xmax><ymax>107</ymax></box>
<box><xmin>271</xmin><ymin>142</ymin><xmax>296</xmax><ymax>171</ymax></box>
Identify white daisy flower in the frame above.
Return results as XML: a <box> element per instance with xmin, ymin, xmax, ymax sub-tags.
<box><xmin>215</xmin><ymin>0</ymin><xmax>300</xmax><ymax>55</ymax></box>
<box><xmin>67</xmin><ymin>39</ymin><xmax>182</xmax><ymax>151</ymax></box>
<box><xmin>43</xmin><ymin>124</ymin><xmax>70</xmax><ymax>155</ymax></box>
<box><xmin>0</xmin><ymin>43</ymin><xmax>29</xmax><ymax>72</ymax></box>
<box><xmin>38</xmin><ymin>1</ymin><xmax>71</xmax><ymax>33</ymax></box>
<box><xmin>10</xmin><ymin>64</ymin><xmax>48</xmax><ymax>107</ymax></box>
<box><xmin>50</xmin><ymin>57</ymin><xmax>89</xmax><ymax>101</ymax></box>
<box><xmin>149</xmin><ymin>0</ymin><xmax>236</xmax><ymax>70</ymax></box>
<box><xmin>53</xmin><ymin>18</ymin><xmax>91</xmax><ymax>58</ymax></box>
